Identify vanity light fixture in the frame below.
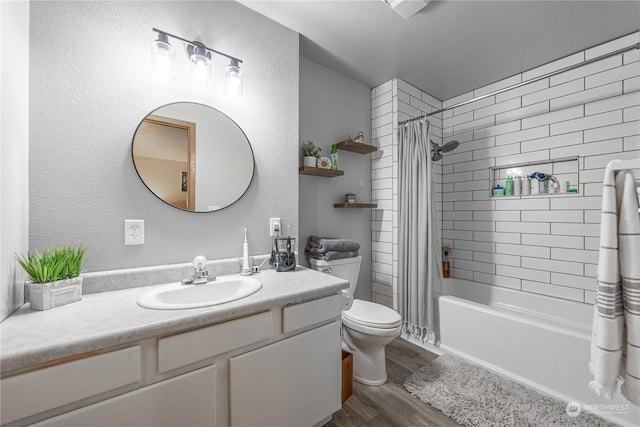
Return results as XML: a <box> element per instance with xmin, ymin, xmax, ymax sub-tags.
<box><xmin>151</xmin><ymin>28</ymin><xmax>243</xmax><ymax>95</ymax></box>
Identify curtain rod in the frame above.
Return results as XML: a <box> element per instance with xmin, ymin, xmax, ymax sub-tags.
<box><xmin>398</xmin><ymin>42</ymin><xmax>640</xmax><ymax>127</ymax></box>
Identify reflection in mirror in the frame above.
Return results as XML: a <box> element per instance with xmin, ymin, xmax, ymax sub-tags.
<box><xmin>132</xmin><ymin>103</ymin><xmax>254</xmax><ymax>212</ymax></box>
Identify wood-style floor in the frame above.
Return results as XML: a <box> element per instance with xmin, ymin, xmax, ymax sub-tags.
<box><xmin>324</xmin><ymin>338</ymin><xmax>462</xmax><ymax>427</ymax></box>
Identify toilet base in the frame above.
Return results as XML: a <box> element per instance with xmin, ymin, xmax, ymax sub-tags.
<box><xmin>342</xmin><ymin>325</ymin><xmax>400</xmax><ymax>386</ymax></box>
<box><xmin>353</xmin><ymin>372</ymin><xmax>387</xmax><ymax>386</ymax></box>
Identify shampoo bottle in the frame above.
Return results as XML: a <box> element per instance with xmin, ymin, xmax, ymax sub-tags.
<box><xmin>514</xmin><ymin>176</ymin><xmax>522</xmax><ymax>196</ymax></box>
<box><xmin>523</xmin><ymin>175</ymin><xmax>531</xmax><ymax>195</ymax></box>
<box><xmin>505</xmin><ymin>176</ymin><xmax>513</xmax><ymax>196</ymax></box>
<box><xmin>442</xmin><ymin>247</ymin><xmax>451</xmax><ymax>278</ymax></box>
<box><xmin>331</xmin><ymin>144</ymin><xmax>338</xmax><ymax>170</ymax></box>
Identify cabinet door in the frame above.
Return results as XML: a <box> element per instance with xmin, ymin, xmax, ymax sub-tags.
<box><xmin>33</xmin><ymin>365</ymin><xmax>217</xmax><ymax>427</ymax></box>
<box><xmin>1</xmin><ymin>346</ymin><xmax>141</xmax><ymax>425</ymax></box>
<box><xmin>230</xmin><ymin>321</ymin><xmax>341</xmax><ymax>427</ymax></box>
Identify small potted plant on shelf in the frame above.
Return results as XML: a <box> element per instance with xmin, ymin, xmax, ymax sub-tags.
<box><xmin>301</xmin><ymin>140</ymin><xmax>321</xmax><ymax>167</ymax></box>
<box><xmin>16</xmin><ymin>245</ymin><xmax>85</xmax><ymax>311</ymax></box>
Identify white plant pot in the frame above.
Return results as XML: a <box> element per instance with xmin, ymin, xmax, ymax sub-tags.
<box><xmin>26</xmin><ymin>276</ymin><xmax>83</xmax><ymax>311</ymax></box>
<box><xmin>303</xmin><ymin>156</ymin><xmax>317</xmax><ymax>167</ymax></box>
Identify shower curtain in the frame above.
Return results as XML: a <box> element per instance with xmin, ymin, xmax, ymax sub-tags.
<box><xmin>398</xmin><ymin>117</ymin><xmax>443</xmax><ymax>342</ymax></box>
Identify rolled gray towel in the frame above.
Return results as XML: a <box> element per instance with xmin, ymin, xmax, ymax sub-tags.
<box><xmin>308</xmin><ymin>236</ymin><xmax>360</xmax><ymax>252</ymax></box>
<box><xmin>305</xmin><ymin>249</ymin><xmax>359</xmax><ymax>261</ymax></box>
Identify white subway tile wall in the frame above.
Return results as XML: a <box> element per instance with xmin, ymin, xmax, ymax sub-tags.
<box><xmin>370</xmin><ymin>33</ymin><xmax>639</xmax><ymax>308</ymax></box>
<box><xmin>440</xmin><ymin>32</ymin><xmax>640</xmax><ymax>304</ymax></box>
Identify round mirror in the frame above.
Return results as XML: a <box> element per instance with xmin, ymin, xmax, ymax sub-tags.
<box><xmin>132</xmin><ymin>102</ymin><xmax>254</xmax><ymax>212</ymax></box>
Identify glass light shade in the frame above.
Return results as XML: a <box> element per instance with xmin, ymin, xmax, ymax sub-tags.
<box><xmin>190</xmin><ymin>50</ymin><xmax>211</xmax><ymax>88</ymax></box>
<box><xmin>224</xmin><ymin>60</ymin><xmax>243</xmax><ymax>96</ymax></box>
<box><xmin>151</xmin><ymin>36</ymin><xmax>175</xmax><ymax>79</ymax></box>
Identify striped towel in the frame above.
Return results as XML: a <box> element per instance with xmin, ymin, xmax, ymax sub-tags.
<box><xmin>589</xmin><ymin>168</ymin><xmax>640</xmax><ymax>405</ymax></box>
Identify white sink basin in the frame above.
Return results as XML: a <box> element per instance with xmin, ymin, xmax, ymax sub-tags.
<box><xmin>137</xmin><ymin>275</ymin><xmax>262</xmax><ymax>310</ymax></box>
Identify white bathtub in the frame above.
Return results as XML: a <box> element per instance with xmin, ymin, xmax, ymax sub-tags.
<box><xmin>435</xmin><ymin>278</ymin><xmax>639</xmax><ymax>427</ymax></box>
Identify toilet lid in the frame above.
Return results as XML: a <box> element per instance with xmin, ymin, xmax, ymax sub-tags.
<box><xmin>342</xmin><ymin>299</ymin><xmax>402</xmax><ymax>329</ymax></box>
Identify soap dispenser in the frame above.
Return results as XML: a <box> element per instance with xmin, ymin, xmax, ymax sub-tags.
<box><xmin>331</xmin><ymin>144</ymin><xmax>339</xmax><ymax>170</ymax></box>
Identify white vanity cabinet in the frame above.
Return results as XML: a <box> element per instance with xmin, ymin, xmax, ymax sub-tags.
<box><xmin>0</xmin><ymin>293</ymin><xmax>343</xmax><ymax>427</ymax></box>
<box><xmin>230</xmin><ymin>321</ymin><xmax>341</xmax><ymax>427</ymax></box>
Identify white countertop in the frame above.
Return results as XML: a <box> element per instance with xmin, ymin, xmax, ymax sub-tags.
<box><xmin>0</xmin><ymin>267</ymin><xmax>348</xmax><ymax>374</ymax></box>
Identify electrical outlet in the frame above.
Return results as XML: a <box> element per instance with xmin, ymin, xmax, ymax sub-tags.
<box><xmin>269</xmin><ymin>217</ymin><xmax>281</xmax><ymax>237</ymax></box>
<box><xmin>124</xmin><ymin>219</ymin><xmax>145</xmax><ymax>245</ymax></box>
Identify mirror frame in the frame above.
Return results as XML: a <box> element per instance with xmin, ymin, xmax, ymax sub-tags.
<box><xmin>131</xmin><ymin>102</ymin><xmax>255</xmax><ymax>213</ymax></box>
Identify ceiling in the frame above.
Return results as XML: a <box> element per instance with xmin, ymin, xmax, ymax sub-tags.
<box><xmin>239</xmin><ymin>0</ymin><xmax>639</xmax><ymax>101</ymax></box>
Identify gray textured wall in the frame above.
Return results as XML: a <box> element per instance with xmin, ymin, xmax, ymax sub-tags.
<box><xmin>299</xmin><ymin>58</ymin><xmax>372</xmax><ymax>301</ymax></box>
<box><xmin>1</xmin><ymin>1</ymin><xmax>30</xmax><ymax>321</ymax></box>
<box><xmin>29</xmin><ymin>1</ymin><xmax>299</xmax><ymax>273</ymax></box>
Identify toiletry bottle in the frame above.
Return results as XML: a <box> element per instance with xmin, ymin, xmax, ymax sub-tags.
<box><xmin>442</xmin><ymin>248</ymin><xmax>450</xmax><ymax>278</ymax></box>
<box><xmin>331</xmin><ymin>144</ymin><xmax>338</xmax><ymax>170</ymax></box>
<box><xmin>505</xmin><ymin>176</ymin><xmax>513</xmax><ymax>196</ymax></box>
<box><xmin>514</xmin><ymin>176</ymin><xmax>522</xmax><ymax>196</ymax></box>
<box><xmin>530</xmin><ymin>173</ymin><xmax>539</xmax><ymax>195</ymax></box>
<box><xmin>523</xmin><ymin>175</ymin><xmax>531</xmax><ymax>195</ymax></box>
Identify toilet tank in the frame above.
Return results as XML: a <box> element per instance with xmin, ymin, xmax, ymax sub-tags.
<box><xmin>308</xmin><ymin>256</ymin><xmax>362</xmax><ymax>295</ymax></box>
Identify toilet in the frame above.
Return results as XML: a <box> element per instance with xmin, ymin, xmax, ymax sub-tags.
<box><xmin>309</xmin><ymin>256</ymin><xmax>402</xmax><ymax>386</ymax></box>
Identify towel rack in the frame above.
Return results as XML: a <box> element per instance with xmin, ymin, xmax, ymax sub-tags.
<box><xmin>606</xmin><ymin>158</ymin><xmax>640</xmax><ymax>213</ymax></box>
<box><xmin>606</xmin><ymin>158</ymin><xmax>640</xmax><ymax>171</ymax></box>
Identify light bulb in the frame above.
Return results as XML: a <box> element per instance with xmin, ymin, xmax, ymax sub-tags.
<box><xmin>151</xmin><ymin>33</ymin><xmax>174</xmax><ymax>79</ymax></box>
<box><xmin>224</xmin><ymin>59</ymin><xmax>243</xmax><ymax>96</ymax></box>
<box><xmin>193</xmin><ymin>59</ymin><xmax>208</xmax><ymax>85</ymax></box>
<box><xmin>154</xmin><ymin>54</ymin><xmax>172</xmax><ymax>77</ymax></box>
<box><xmin>189</xmin><ymin>47</ymin><xmax>211</xmax><ymax>88</ymax></box>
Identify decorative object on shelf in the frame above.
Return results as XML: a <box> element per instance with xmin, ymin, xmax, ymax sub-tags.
<box><xmin>150</xmin><ymin>28</ymin><xmax>243</xmax><ymax>96</ymax></box>
<box><xmin>317</xmin><ymin>156</ymin><xmax>332</xmax><ymax>169</ymax></box>
<box><xmin>15</xmin><ymin>246</ymin><xmax>85</xmax><ymax>311</ymax></box>
<box><xmin>345</xmin><ymin>193</ymin><xmax>357</xmax><ymax>203</ymax></box>
<box><xmin>331</xmin><ymin>144</ymin><xmax>339</xmax><ymax>170</ymax></box>
<box><xmin>302</xmin><ymin>140</ymin><xmax>321</xmax><ymax>167</ymax></box>
<box><xmin>354</xmin><ymin>131</ymin><xmax>365</xmax><ymax>144</ymax></box>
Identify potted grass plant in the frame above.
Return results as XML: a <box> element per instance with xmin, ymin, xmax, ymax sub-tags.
<box><xmin>301</xmin><ymin>140</ymin><xmax>321</xmax><ymax>167</ymax></box>
<box><xmin>16</xmin><ymin>246</ymin><xmax>85</xmax><ymax>311</ymax></box>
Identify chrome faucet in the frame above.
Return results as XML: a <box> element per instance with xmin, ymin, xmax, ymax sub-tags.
<box><xmin>182</xmin><ymin>255</ymin><xmax>216</xmax><ymax>285</ymax></box>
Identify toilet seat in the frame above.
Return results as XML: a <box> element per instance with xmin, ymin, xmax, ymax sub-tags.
<box><xmin>342</xmin><ymin>299</ymin><xmax>402</xmax><ymax>335</ymax></box>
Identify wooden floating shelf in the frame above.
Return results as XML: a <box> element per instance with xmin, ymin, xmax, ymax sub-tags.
<box><xmin>299</xmin><ymin>166</ymin><xmax>344</xmax><ymax>177</ymax></box>
<box><xmin>336</xmin><ymin>140</ymin><xmax>378</xmax><ymax>154</ymax></box>
<box><xmin>334</xmin><ymin>203</ymin><xmax>378</xmax><ymax>209</ymax></box>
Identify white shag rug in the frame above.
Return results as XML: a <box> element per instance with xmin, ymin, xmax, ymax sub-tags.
<box><xmin>404</xmin><ymin>354</ymin><xmax>616</xmax><ymax>427</ymax></box>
